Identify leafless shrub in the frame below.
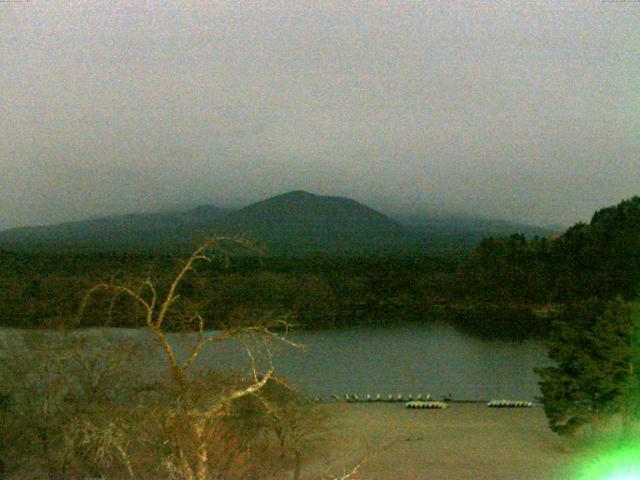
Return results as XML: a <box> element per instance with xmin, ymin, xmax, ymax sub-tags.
<box><xmin>1</xmin><ymin>238</ymin><xmax>332</xmax><ymax>479</ymax></box>
<box><xmin>73</xmin><ymin>238</ymin><xmax>310</xmax><ymax>479</ymax></box>
<box><xmin>0</xmin><ymin>328</ymin><xmax>153</xmax><ymax>478</ymax></box>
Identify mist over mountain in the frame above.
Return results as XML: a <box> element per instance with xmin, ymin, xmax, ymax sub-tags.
<box><xmin>0</xmin><ymin>208</ymin><xmax>224</xmax><ymax>249</ymax></box>
<box><xmin>0</xmin><ymin>191</ymin><xmax>557</xmax><ymax>255</ymax></box>
<box><xmin>217</xmin><ymin>191</ymin><xmax>406</xmax><ymax>254</ymax></box>
<box><xmin>396</xmin><ymin>211</ymin><xmax>561</xmax><ymax>234</ymax></box>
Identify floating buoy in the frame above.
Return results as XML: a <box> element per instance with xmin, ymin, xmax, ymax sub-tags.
<box><xmin>416</xmin><ymin>394</ymin><xmax>423</xmax><ymax>401</ymax></box>
<box><xmin>396</xmin><ymin>394</ymin><xmax>403</xmax><ymax>402</ymax></box>
<box><xmin>375</xmin><ymin>394</ymin><xmax>382</xmax><ymax>402</ymax></box>
<box><xmin>487</xmin><ymin>400</ymin><xmax>532</xmax><ymax>408</ymax></box>
<box><xmin>331</xmin><ymin>394</ymin><xmax>340</xmax><ymax>402</ymax></box>
<box><xmin>387</xmin><ymin>394</ymin><xmax>394</xmax><ymax>402</ymax></box>
<box><xmin>366</xmin><ymin>394</ymin><xmax>372</xmax><ymax>402</ymax></box>
<box><xmin>405</xmin><ymin>401</ymin><xmax>448</xmax><ymax>409</ymax></box>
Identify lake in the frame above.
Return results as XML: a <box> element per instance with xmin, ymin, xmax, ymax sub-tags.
<box><xmin>0</xmin><ymin>323</ymin><xmax>550</xmax><ymax>401</ymax></box>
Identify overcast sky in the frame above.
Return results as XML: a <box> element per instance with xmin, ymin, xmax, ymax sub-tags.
<box><xmin>1</xmin><ymin>1</ymin><xmax>638</xmax><ymax>230</ymax></box>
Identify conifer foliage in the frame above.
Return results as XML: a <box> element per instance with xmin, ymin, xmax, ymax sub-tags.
<box><xmin>536</xmin><ymin>298</ymin><xmax>636</xmax><ymax>435</ymax></box>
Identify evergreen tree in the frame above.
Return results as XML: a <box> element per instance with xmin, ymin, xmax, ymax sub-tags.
<box><xmin>536</xmin><ymin>298</ymin><xmax>635</xmax><ymax>436</ymax></box>
<box><xmin>620</xmin><ymin>301</ymin><xmax>640</xmax><ymax>422</ymax></box>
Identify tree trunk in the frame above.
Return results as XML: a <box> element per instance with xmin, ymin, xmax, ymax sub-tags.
<box><xmin>194</xmin><ymin>419</ymin><xmax>208</xmax><ymax>480</ymax></box>
<box><xmin>292</xmin><ymin>450</ymin><xmax>302</xmax><ymax>480</ymax></box>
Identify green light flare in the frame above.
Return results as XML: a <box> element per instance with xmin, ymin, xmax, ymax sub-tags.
<box><xmin>573</xmin><ymin>442</ymin><xmax>640</xmax><ymax>480</ymax></box>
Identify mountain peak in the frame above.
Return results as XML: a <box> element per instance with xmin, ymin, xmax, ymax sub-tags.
<box><xmin>220</xmin><ymin>191</ymin><xmax>405</xmax><ymax>254</ymax></box>
<box><xmin>274</xmin><ymin>190</ymin><xmax>315</xmax><ymax>199</ymax></box>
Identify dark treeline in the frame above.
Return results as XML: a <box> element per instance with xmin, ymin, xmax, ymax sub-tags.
<box><xmin>1</xmin><ymin>196</ymin><xmax>638</xmax><ymax>340</ymax></box>
<box><xmin>0</xmin><ymin>252</ymin><xmax>460</xmax><ymax>329</ymax></box>
<box><xmin>455</xmin><ymin>196</ymin><xmax>640</xmax><ymax>338</ymax></box>
<box><xmin>464</xmin><ymin>196</ymin><xmax>640</xmax><ymax>303</ymax></box>
<box><xmin>0</xmin><ymin>250</ymin><xmax>580</xmax><ymax>340</ymax></box>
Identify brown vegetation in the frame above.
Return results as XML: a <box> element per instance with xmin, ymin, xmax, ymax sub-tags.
<box><xmin>0</xmin><ymin>239</ymin><xmax>340</xmax><ymax>479</ymax></box>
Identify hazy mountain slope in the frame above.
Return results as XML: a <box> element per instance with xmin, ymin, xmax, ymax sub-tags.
<box><xmin>0</xmin><ymin>191</ymin><xmax>555</xmax><ymax>255</ymax></box>
<box><xmin>223</xmin><ymin>190</ymin><xmax>400</xmax><ymax>236</ymax></box>
<box><xmin>396</xmin><ymin>212</ymin><xmax>560</xmax><ymax>238</ymax></box>
<box><xmin>202</xmin><ymin>190</ymin><xmax>407</xmax><ymax>255</ymax></box>
<box><xmin>0</xmin><ymin>207</ymin><xmax>228</xmax><ymax>251</ymax></box>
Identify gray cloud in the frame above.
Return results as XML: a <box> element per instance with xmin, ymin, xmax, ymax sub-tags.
<box><xmin>1</xmin><ymin>1</ymin><xmax>638</xmax><ymax>230</ymax></box>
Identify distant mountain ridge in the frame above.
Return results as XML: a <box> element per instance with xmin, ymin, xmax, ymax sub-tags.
<box><xmin>396</xmin><ymin>212</ymin><xmax>560</xmax><ymax>236</ymax></box>
<box><xmin>223</xmin><ymin>190</ymin><xmax>403</xmax><ymax>238</ymax></box>
<box><xmin>0</xmin><ymin>208</ymin><xmax>228</xmax><ymax>248</ymax></box>
<box><xmin>0</xmin><ymin>191</ymin><xmax>556</xmax><ymax>255</ymax></box>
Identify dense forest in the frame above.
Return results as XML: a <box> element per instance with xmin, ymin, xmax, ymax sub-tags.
<box><xmin>1</xmin><ymin>196</ymin><xmax>638</xmax><ymax>340</ymax></box>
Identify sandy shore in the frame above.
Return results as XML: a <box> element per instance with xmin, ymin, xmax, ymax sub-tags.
<box><xmin>300</xmin><ymin>403</ymin><xmax>575</xmax><ymax>480</ymax></box>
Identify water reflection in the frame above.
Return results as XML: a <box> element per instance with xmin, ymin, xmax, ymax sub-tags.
<box><xmin>0</xmin><ymin>323</ymin><xmax>550</xmax><ymax>401</ymax></box>
<box><xmin>189</xmin><ymin>323</ymin><xmax>550</xmax><ymax>401</ymax></box>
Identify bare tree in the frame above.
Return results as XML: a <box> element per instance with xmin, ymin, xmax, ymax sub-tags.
<box><xmin>75</xmin><ymin>237</ymin><xmax>299</xmax><ymax>480</ymax></box>
<box><xmin>2</xmin><ymin>238</ymin><xmax>334</xmax><ymax>480</ymax></box>
<box><xmin>0</xmin><ymin>328</ymin><xmax>152</xmax><ymax>478</ymax></box>
<box><xmin>252</xmin><ymin>378</ymin><xmax>330</xmax><ymax>480</ymax></box>
<box><xmin>77</xmin><ymin>238</ymin><xmax>263</xmax><ymax>386</ymax></box>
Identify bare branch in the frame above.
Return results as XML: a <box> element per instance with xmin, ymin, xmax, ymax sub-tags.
<box><xmin>243</xmin><ymin>341</ymin><xmax>259</xmax><ymax>383</ymax></box>
<box><xmin>179</xmin><ymin>314</ymin><xmax>206</xmax><ymax>372</ymax></box>
<box><xmin>143</xmin><ymin>279</ymin><xmax>157</xmax><ymax>312</ymax></box>
<box><xmin>333</xmin><ymin>462</ymin><xmax>363</xmax><ymax>480</ymax></box>
<box><xmin>229</xmin><ymin>366</ymin><xmax>275</xmax><ymax>401</ymax></box>
<box><xmin>154</xmin><ymin>238</ymin><xmax>222</xmax><ymax>329</ymax></box>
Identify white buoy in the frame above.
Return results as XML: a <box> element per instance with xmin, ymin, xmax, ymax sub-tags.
<box><xmin>405</xmin><ymin>401</ymin><xmax>448</xmax><ymax>409</ymax></box>
<box><xmin>487</xmin><ymin>399</ymin><xmax>532</xmax><ymax>408</ymax></box>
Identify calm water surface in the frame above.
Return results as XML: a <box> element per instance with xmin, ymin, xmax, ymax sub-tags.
<box><xmin>1</xmin><ymin>323</ymin><xmax>550</xmax><ymax>401</ymax></box>
<box><xmin>178</xmin><ymin>323</ymin><xmax>549</xmax><ymax>401</ymax></box>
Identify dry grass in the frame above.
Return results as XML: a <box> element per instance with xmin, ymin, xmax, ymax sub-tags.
<box><xmin>300</xmin><ymin>403</ymin><xmax>575</xmax><ymax>480</ymax></box>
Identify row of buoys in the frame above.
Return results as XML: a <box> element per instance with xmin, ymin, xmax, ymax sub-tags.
<box><xmin>331</xmin><ymin>393</ymin><xmax>434</xmax><ymax>403</ymax></box>
<box><xmin>405</xmin><ymin>400</ymin><xmax>448</xmax><ymax>409</ymax></box>
<box><xmin>487</xmin><ymin>400</ymin><xmax>533</xmax><ymax>408</ymax></box>
<box><xmin>324</xmin><ymin>395</ymin><xmax>534</xmax><ymax>408</ymax></box>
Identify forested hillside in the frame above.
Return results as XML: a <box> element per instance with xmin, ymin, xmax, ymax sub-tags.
<box><xmin>0</xmin><ymin>191</ymin><xmax>555</xmax><ymax>256</ymax></box>
<box><xmin>463</xmin><ymin>196</ymin><xmax>640</xmax><ymax>303</ymax></box>
<box><xmin>0</xmin><ymin>197</ymin><xmax>637</xmax><ymax>340</ymax></box>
